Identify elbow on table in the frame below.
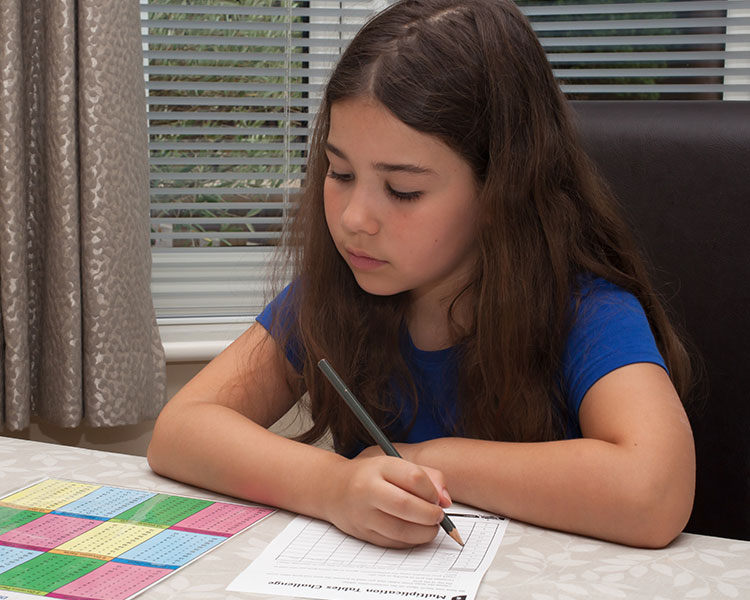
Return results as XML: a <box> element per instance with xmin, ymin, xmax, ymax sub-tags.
<box><xmin>632</xmin><ymin>510</ymin><xmax>690</xmax><ymax>550</ymax></box>
<box><xmin>145</xmin><ymin>435</ymin><xmax>164</xmax><ymax>476</ymax></box>
<box><xmin>621</xmin><ymin>471</ymin><xmax>695</xmax><ymax>549</ymax></box>
<box><xmin>145</xmin><ymin>415</ymin><xmax>173</xmax><ymax>478</ymax></box>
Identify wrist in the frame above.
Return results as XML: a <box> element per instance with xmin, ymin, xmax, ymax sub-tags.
<box><xmin>313</xmin><ymin>453</ymin><xmax>350</xmax><ymax>524</ymax></box>
<box><xmin>408</xmin><ymin>438</ymin><xmax>439</xmax><ymax>466</ymax></box>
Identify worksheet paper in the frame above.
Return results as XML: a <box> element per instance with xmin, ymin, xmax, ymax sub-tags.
<box><xmin>0</xmin><ymin>478</ymin><xmax>274</xmax><ymax>600</ymax></box>
<box><xmin>228</xmin><ymin>507</ymin><xmax>508</xmax><ymax>600</ymax></box>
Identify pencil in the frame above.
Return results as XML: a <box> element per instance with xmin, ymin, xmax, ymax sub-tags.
<box><xmin>317</xmin><ymin>358</ymin><xmax>464</xmax><ymax>547</ymax></box>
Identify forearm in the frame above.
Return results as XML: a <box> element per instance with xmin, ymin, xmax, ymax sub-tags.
<box><xmin>411</xmin><ymin>436</ymin><xmax>694</xmax><ymax>548</ymax></box>
<box><xmin>147</xmin><ymin>401</ymin><xmax>345</xmax><ymax>521</ymax></box>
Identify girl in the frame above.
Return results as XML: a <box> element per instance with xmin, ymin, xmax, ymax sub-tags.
<box><xmin>148</xmin><ymin>0</ymin><xmax>696</xmax><ymax>549</ymax></box>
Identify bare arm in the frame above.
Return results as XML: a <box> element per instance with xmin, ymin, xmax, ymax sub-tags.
<box><xmin>378</xmin><ymin>363</ymin><xmax>695</xmax><ymax>548</ymax></box>
<box><xmin>147</xmin><ymin>323</ymin><xmax>448</xmax><ymax>548</ymax></box>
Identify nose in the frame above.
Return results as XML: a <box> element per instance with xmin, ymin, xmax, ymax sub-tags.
<box><xmin>340</xmin><ymin>184</ymin><xmax>379</xmax><ymax>236</ymax></box>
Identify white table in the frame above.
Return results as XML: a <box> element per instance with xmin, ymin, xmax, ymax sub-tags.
<box><xmin>1</xmin><ymin>437</ymin><xmax>748</xmax><ymax>599</ymax></box>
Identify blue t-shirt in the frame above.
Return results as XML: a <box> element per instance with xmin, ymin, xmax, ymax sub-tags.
<box><xmin>256</xmin><ymin>278</ymin><xmax>667</xmax><ymax>451</ymax></box>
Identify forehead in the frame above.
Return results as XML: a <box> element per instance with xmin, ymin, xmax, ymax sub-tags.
<box><xmin>326</xmin><ymin>97</ymin><xmax>470</xmax><ymax>173</ymax></box>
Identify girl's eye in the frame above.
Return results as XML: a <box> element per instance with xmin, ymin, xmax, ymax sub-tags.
<box><xmin>386</xmin><ymin>184</ymin><xmax>422</xmax><ymax>202</ymax></box>
<box><xmin>326</xmin><ymin>169</ymin><xmax>352</xmax><ymax>182</ymax></box>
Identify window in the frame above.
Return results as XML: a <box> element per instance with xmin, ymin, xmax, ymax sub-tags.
<box><xmin>142</xmin><ymin>0</ymin><xmax>750</xmax><ymax>358</ymax></box>
<box><xmin>517</xmin><ymin>0</ymin><xmax>750</xmax><ymax>99</ymax></box>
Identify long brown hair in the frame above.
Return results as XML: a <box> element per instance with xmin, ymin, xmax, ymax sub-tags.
<box><xmin>271</xmin><ymin>0</ymin><xmax>693</xmax><ymax>453</ymax></box>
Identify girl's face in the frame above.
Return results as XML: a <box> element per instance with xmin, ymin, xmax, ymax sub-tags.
<box><xmin>324</xmin><ymin>97</ymin><xmax>480</xmax><ymax>308</ymax></box>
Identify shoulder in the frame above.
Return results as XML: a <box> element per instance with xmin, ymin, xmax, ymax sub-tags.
<box><xmin>574</xmin><ymin>276</ymin><xmax>643</xmax><ymax>317</ymax></box>
<box><xmin>256</xmin><ymin>281</ymin><xmax>305</xmax><ymax>372</ymax></box>
<box><xmin>256</xmin><ymin>281</ymin><xmax>298</xmax><ymax>331</ymax></box>
<box><xmin>562</xmin><ymin>277</ymin><xmax>667</xmax><ymax>428</ymax></box>
<box><xmin>567</xmin><ymin>276</ymin><xmax>658</xmax><ymax>347</ymax></box>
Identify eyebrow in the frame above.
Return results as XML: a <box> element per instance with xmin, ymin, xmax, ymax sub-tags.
<box><xmin>324</xmin><ymin>142</ymin><xmax>435</xmax><ymax>176</ymax></box>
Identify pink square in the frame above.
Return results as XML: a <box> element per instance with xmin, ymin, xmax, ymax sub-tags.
<box><xmin>0</xmin><ymin>513</ymin><xmax>101</xmax><ymax>551</ymax></box>
<box><xmin>171</xmin><ymin>503</ymin><xmax>272</xmax><ymax>536</ymax></box>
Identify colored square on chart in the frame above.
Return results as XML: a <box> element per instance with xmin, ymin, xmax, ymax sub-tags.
<box><xmin>48</xmin><ymin>561</ymin><xmax>172</xmax><ymax>600</ymax></box>
<box><xmin>0</xmin><ymin>513</ymin><xmax>101</xmax><ymax>552</ymax></box>
<box><xmin>115</xmin><ymin>529</ymin><xmax>225</xmax><ymax>569</ymax></box>
<box><xmin>0</xmin><ymin>552</ymin><xmax>105</xmax><ymax>594</ymax></box>
<box><xmin>0</xmin><ymin>479</ymin><xmax>99</xmax><ymax>512</ymax></box>
<box><xmin>53</xmin><ymin>522</ymin><xmax>163</xmax><ymax>561</ymax></box>
<box><xmin>0</xmin><ymin>506</ymin><xmax>44</xmax><ymax>535</ymax></box>
<box><xmin>0</xmin><ymin>545</ymin><xmax>43</xmax><ymax>575</ymax></box>
<box><xmin>171</xmin><ymin>502</ymin><xmax>274</xmax><ymax>536</ymax></box>
<box><xmin>112</xmin><ymin>494</ymin><xmax>212</xmax><ymax>528</ymax></box>
<box><xmin>54</xmin><ymin>486</ymin><xmax>157</xmax><ymax>521</ymax></box>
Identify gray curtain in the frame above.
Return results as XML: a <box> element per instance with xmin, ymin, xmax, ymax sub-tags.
<box><xmin>0</xmin><ymin>0</ymin><xmax>167</xmax><ymax>429</ymax></box>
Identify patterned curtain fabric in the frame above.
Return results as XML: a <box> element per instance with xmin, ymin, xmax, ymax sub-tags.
<box><xmin>0</xmin><ymin>0</ymin><xmax>167</xmax><ymax>429</ymax></box>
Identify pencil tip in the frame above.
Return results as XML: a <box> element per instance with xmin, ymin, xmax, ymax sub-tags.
<box><xmin>449</xmin><ymin>528</ymin><xmax>465</xmax><ymax>546</ymax></box>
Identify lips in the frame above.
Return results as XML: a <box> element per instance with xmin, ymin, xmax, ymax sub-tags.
<box><xmin>346</xmin><ymin>248</ymin><xmax>387</xmax><ymax>271</ymax></box>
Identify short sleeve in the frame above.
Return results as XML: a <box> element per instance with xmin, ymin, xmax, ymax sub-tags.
<box><xmin>255</xmin><ymin>283</ymin><xmax>305</xmax><ymax>373</ymax></box>
<box><xmin>562</xmin><ymin>279</ymin><xmax>667</xmax><ymax>434</ymax></box>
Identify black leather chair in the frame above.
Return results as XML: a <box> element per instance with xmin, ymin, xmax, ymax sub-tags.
<box><xmin>572</xmin><ymin>101</ymin><xmax>750</xmax><ymax>541</ymax></box>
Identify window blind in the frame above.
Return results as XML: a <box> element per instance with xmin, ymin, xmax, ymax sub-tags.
<box><xmin>144</xmin><ymin>0</ymin><xmax>379</xmax><ymax>319</ymax></box>
<box><xmin>518</xmin><ymin>1</ymin><xmax>750</xmax><ymax>98</ymax></box>
<box><xmin>143</xmin><ymin>0</ymin><xmax>750</xmax><ymax>321</ymax></box>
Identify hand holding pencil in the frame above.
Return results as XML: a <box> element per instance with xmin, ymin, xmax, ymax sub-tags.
<box><xmin>318</xmin><ymin>358</ymin><xmax>464</xmax><ymax>547</ymax></box>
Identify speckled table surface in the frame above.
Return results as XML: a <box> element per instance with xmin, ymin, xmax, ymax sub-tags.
<box><xmin>1</xmin><ymin>437</ymin><xmax>748</xmax><ymax>600</ymax></box>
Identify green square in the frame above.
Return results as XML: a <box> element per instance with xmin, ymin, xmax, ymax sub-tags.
<box><xmin>112</xmin><ymin>494</ymin><xmax>212</xmax><ymax>527</ymax></box>
<box><xmin>0</xmin><ymin>506</ymin><xmax>44</xmax><ymax>535</ymax></box>
<box><xmin>0</xmin><ymin>552</ymin><xmax>105</xmax><ymax>594</ymax></box>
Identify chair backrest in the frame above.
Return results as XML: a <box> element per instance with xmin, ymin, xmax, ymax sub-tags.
<box><xmin>571</xmin><ymin>101</ymin><xmax>750</xmax><ymax>541</ymax></box>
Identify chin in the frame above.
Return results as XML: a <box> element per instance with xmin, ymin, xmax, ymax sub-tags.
<box><xmin>351</xmin><ymin>273</ymin><xmax>406</xmax><ymax>297</ymax></box>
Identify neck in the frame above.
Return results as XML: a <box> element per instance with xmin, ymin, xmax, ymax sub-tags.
<box><xmin>406</xmin><ymin>286</ymin><xmax>473</xmax><ymax>351</ymax></box>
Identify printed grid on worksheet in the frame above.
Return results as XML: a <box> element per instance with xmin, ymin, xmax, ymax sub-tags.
<box><xmin>0</xmin><ymin>478</ymin><xmax>273</xmax><ymax>600</ymax></box>
<box><xmin>275</xmin><ymin>514</ymin><xmax>503</xmax><ymax>573</ymax></box>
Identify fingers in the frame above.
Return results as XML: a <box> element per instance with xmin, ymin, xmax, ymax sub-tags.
<box><xmin>352</xmin><ymin>509</ymin><xmax>441</xmax><ymax>548</ymax></box>
<box><xmin>327</xmin><ymin>456</ymin><xmax>448</xmax><ymax>548</ymax></box>
<box><xmin>420</xmin><ymin>465</ymin><xmax>453</xmax><ymax>508</ymax></box>
<box><xmin>380</xmin><ymin>459</ymin><xmax>444</xmax><ymax>513</ymax></box>
<box><xmin>354</xmin><ymin>445</ymin><xmax>453</xmax><ymax>509</ymax></box>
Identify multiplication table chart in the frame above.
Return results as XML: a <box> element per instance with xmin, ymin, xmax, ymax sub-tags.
<box><xmin>0</xmin><ymin>478</ymin><xmax>274</xmax><ymax>599</ymax></box>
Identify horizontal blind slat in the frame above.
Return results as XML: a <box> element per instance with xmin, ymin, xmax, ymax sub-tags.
<box><xmin>147</xmin><ymin>112</ymin><xmax>313</xmax><ymax>122</ymax></box>
<box><xmin>151</xmin><ymin>202</ymin><xmax>289</xmax><ymax>210</ymax></box>
<box><xmin>532</xmin><ymin>17</ymin><xmax>750</xmax><ymax>33</ymax></box>
<box><xmin>536</xmin><ymin>33</ymin><xmax>750</xmax><ymax>47</ymax></box>
<box><xmin>149</xmin><ymin>143</ymin><xmax>307</xmax><ymax>151</ymax></box>
<box><xmin>146</xmin><ymin>81</ymin><xmax>322</xmax><ymax>92</ymax></box>
<box><xmin>152</xmin><ymin>231</ymin><xmax>282</xmax><ymax>240</ymax></box>
<box><xmin>144</xmin><ymin>49</ymin><xmax>341</xmax><ymax>61</ymax></box>
<box><xmin>152</xmin><ymin>217</ymin><xmax>284</xmax><ymax>225</ymax></box>
<box><xmin>547</xmin><ymin>50</ymin><xmax>750</xmax><ymax>63</ymax></box>
<box><xmin>148</xmin><ymin>126</ymin><xmax>308</xmax><ymax>135</ymax></box>
<box><xmin>145</xmin><ymin>65</ymin><xmax>331</xmax><ymax>77</ymax></box>
<box><xmin>150</xmin><ymin>157</ymin><xmax>305</xmax><ymax>166</ymax></box>
<box><xmin>560</xmin><ymin>84</ymin><xmax>750</xmax><ymax>93</ymax></box>
<box><xmin>142</xmin><ymin>19</ymin><xmax>364</xmax><ymax>33</ymax></box>
<box><xmin>150</xmin><ymin>173</ymin><xmax>301</xmax><ymax>181</ymax></box>
<box><xmin>520</xmin><ymin>1</ymin><xmax>750</xmax><ymax>17</ymax></box>
<box><xmin>554</xmin><ymin>67</ymin><xmax>749</xmax><ymax>78</ymax></box>
<box><xmin>143</xmin><ymin>35</ymin><xmax>350</xmax><ymax>48</ymax></box>
<box><xmin>150</xmin><ymin>188</ymin><xmax>300</xmax><ymax>196</ymax></box>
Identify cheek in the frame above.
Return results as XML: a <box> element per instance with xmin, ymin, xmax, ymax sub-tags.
<box><xmin>423</xmin><ymin>208</ymin><xmax>478</xmax><ymax>257</ymax></box>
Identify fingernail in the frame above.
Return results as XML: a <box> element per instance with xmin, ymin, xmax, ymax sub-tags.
<box><xmin>442</xmin><ymin>488</ymin><xmax>452</xmax><ymax>505</ymax></box>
